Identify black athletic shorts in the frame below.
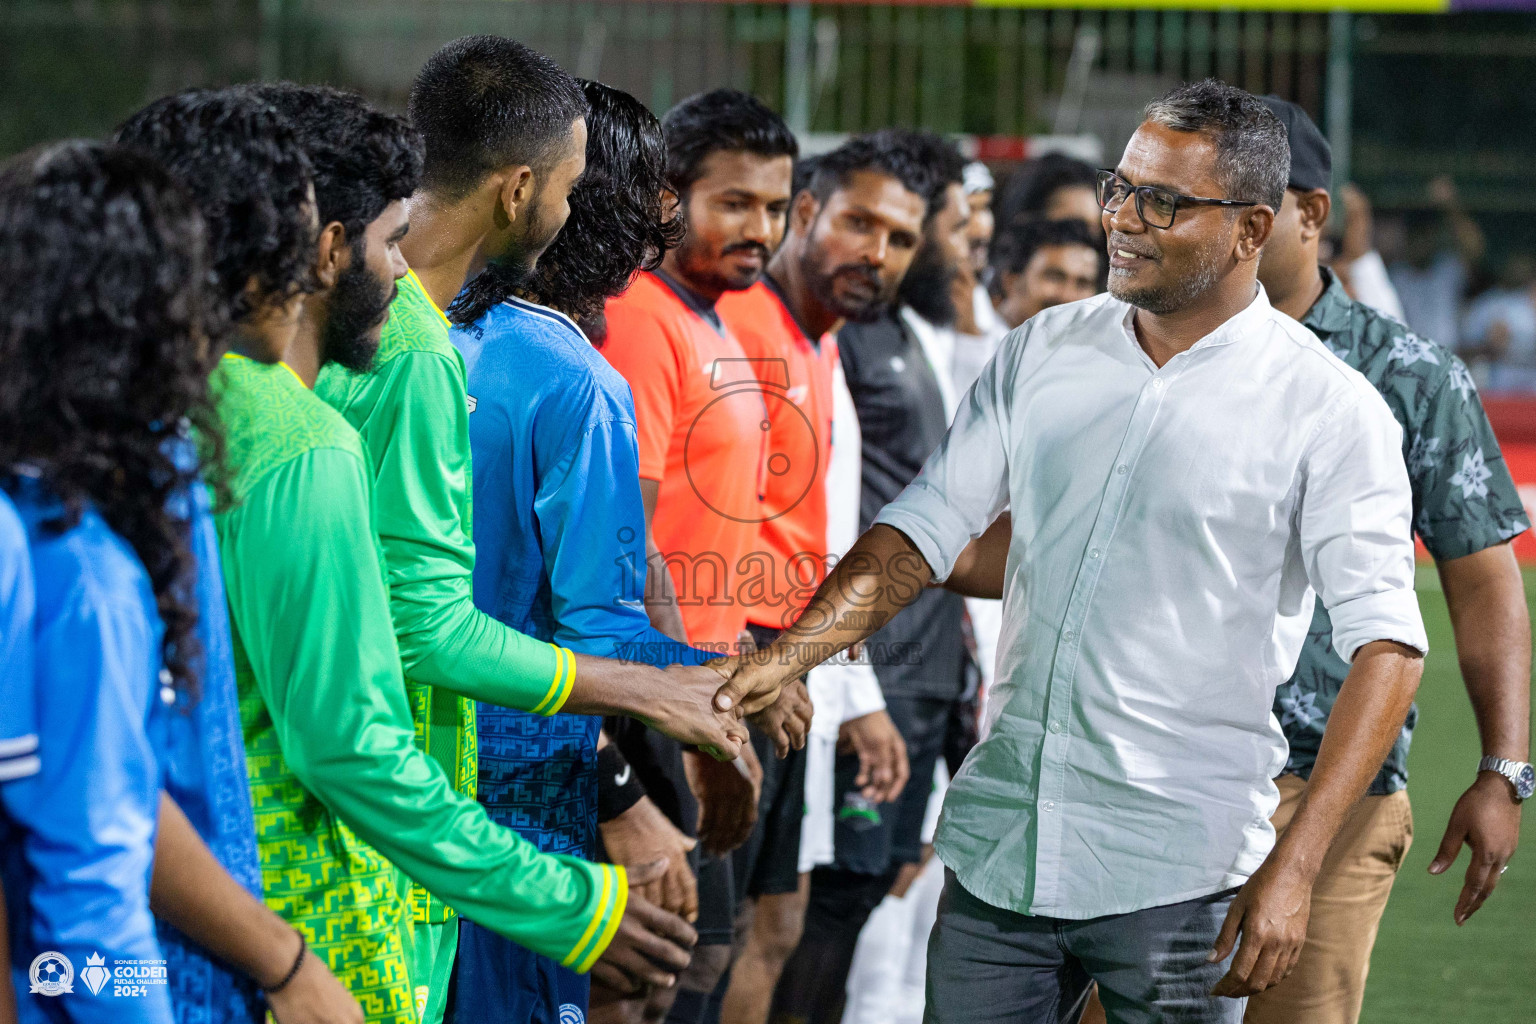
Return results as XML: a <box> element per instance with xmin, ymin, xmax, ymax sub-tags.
<box><xmin>730</xmin><ymin>623</ymin><xmax>809</xmax><ymax>901</ymax></box>
<box><xmin>830</xmin><ymin>695</ymin><xmax>952</xmax><ymax>875</ymax></box>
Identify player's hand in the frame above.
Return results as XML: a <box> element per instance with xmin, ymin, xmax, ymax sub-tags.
<box><xmin>684</xmin><ymin>744</ymin><xmax>762</xmax><ymax>856</ymax></box>
<box><xmin>748</xmin><ymin>679</ymin><xmax>813</xmax><ymax>758</ymax></box>
<box><xmin>1429</xmin><ymin>771</ymin><xmax>1522</xmax><ymax>925</ymax></box>
<box><xmin>648</xmin><ymin>662</ymin><xmax>749</xmax><ymax>759</ymax></box>
<box><xmin>712</xmin><ymin>645</ymin><xmax>803</xmax><ymax>718</ymax></box>
<box><xmin>265</xmin><ymin>937</ymin><xmax>364</xmax><ymax>1024</ymax></box>
<box><xmin>1208</xmin><ymin>855</ymin><xmax>1312</xmax><ymax>998</ymax></box>
<box><xmin>600</xmin><ymin>797</ymin><xmax>699</xmax><ymax>923</ymax></box>
<box><xmin>838</xmin><ymin>709</ymin><xmax>909</xmax><ymax>805</ymax></box>
<box><xmin>590</xmin><ymin>861</ymin><xmax>696</xmax><ymax>995</ymax></box>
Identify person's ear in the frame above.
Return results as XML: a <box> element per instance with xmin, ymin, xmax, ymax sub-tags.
<box><xmin>790</xmin><ymin>190</ymin><xmax>820</xmax><ymax>237</ymax></box>
<box><xmin>1236</xmin><ymin>205</ymin><xmax>1275</xmax><ymax>263</ymax></box>
<box><xmin>312</xmin><ymin>221</ymin><xmax>349</xmax><ymax>290</ymax></box>
<box><xmin>494</xmin><ymin>165</ymin><xmax>536</xmax><ymax>228</ymax></box>
<box><xmin>1297</xmin><ymin>190</ymin><xmax>1332</xmax><ymax>242</ymax></box>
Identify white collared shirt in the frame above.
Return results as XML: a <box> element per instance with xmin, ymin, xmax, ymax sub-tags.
<box><xmin>876</xmin><ymin>285</ymin><xmax>1427</xmax><ymax>919</ymax></box>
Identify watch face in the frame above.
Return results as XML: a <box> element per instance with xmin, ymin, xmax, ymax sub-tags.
<box><xmin>1518</xmin><ymin>764</ymin><xmax>1536</xmax><ymax>800</ymax></box>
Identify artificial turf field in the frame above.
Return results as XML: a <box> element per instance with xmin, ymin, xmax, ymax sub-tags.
<box><xmin>1357</xmin><ymin>567</ymin><xmax>1536</xmax><ymax>1022</ymax></box>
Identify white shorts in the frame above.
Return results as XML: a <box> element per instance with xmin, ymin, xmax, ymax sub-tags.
<box><xmin>799</xmin><ymin>731</ymin><xmax>837</xmax><ymax>874</ymax></box>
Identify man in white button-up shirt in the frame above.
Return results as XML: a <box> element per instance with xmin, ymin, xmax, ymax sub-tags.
<box><xmin>714</xmin><ymin>80</ymin><xmax>1428</xmax><ymax>1023</ymax></box>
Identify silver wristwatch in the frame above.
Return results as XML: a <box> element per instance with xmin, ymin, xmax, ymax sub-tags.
<box><xmin>1478</xmin><ymin>756</ymin><xmax>1535</xmax><ymax>801</ymax></box>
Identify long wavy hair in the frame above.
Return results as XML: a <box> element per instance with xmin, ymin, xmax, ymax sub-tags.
<box><xmin>452</xmin><ymin>80</ymin><xmax>685</xmax><ymax>326</ymax></box>
<box><xmin>114</xmin><ymin>89</ymin><xmax>319</xmax><ymax>340</ymax></box>
<box><xmin>0</xmin><ymin>141</ymin><xmax>219</xmax><ymax>697</ymax></box>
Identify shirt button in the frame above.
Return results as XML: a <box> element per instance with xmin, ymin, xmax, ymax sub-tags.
<box><xmin>1043</xmin><ymin>800</ymin><xmax>1057</xmax><ymax>812</ymax></box>
<box><xmin>1151</xmin><ymin>377</ymin><xmax>1164</xmax><ymax>389</ymax></box>
<box><xmin>1089</xmin><ymin>548</ymin><xmax>1101</xmax><ymax>559</ymax></box>
<box><xmin>1062</xmin><ymin>630</ymin><xmax>1076</xmax><ymax>642</ymax></box>
<box><xmin>1116</xmin><ymin>464</ymin><xmax>1128</xmax><ymax>475</ymax></box>
<box><xmin>1049</xmin><ymin>720</ymin><xmax>1063</xmax><ymax>734</ymax></box>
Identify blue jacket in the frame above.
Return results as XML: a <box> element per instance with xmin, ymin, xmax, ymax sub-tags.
<box><xmin>154</xmin><ymin>470</ymin><xmax>264</xmax><ymax>1024</ymax></box>
<box><xmin>2</xmin><ymin>478</ymin><xmax>170</xmax><ymax>1024</ymax></box>
<box><xmin>0</xmin><ymin>491</ymin><xmax>37</xmax><ymax>783</ymax></box>
<box><xmin>455</xmin><ymin>297</ymin><xmax>712</xmax><ymax>856</ymax></box>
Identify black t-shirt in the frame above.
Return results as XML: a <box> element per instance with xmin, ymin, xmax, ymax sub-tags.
<box><xmin>838</xmin><ymin>311</ymin><xmax>969</xmax><ymax>701</ymax></box>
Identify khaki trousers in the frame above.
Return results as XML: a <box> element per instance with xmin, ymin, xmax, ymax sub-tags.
<box><xmin>1243</xmin><ymin>773</ymin><xmax>1413</xmax><ymax>1024</ymax></box>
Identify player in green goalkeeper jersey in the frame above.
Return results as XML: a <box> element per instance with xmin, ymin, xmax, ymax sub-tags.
<box><xmin>313</xmin><ymin>40</ymin><xmax>748</xmax><ymax>1021</ymax></box>
<box><xmin>210</xmin><ymin>95</ymin><xmax>723</xmax><ymax>1024</ymax></box>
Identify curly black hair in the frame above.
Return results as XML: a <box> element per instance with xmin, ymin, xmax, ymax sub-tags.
<box><xmin>455</xmin><ymin>80</ymin><xmax>685</xmax><ymax>326</ymax></box>
<box><xmin>410</xmin><ymin>35</ymin><xmax>587</xmax><ymax>200</ymax></box>
<box><xmin>114</xmin><ymin>88</ymin><xmax>317</xmax><ymax>333</ymax></box>
<box><xmin>662</xmin><ymin>88</ymin><xmax>798</xmax><ymax>195</ymax></box>
<box><xmin>866</xmin><ymin>128</ymin><xmax>965</xmax><ymax>221</ymax></box>
<box><xmin>0</xmin><ymin>141</ymin><xmax>219</xmax><ymax>697</ymax></box>
<box><xmin>239</xmin><ymin>83</ymin><xmax>423</xmax><ymax>254</ymax></box>
<box><xmin>806</xmin><ymin>132</ymin><xmax>935</xmax><ymax>212</ymax></box>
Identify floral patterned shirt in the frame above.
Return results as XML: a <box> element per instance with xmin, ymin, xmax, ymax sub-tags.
<box><xmin>1277</xmin><ymin>270</ymin><xmax>1529</xmax><ymax>794</ymax></box>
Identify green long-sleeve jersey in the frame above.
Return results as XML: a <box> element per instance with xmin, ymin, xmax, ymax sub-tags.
<box><xmin>213</xmin><ymin>354</ymin><xmax>625</xmax><ymax>1014</ymax></box>
<box><xmin>315</xmin><ymin>270</ymin><xmax>586</xmax><ymax>923</ymax></box>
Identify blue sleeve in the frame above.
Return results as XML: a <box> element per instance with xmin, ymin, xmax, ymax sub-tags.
<box><xmin>3</xmin><ymin>542</ymin><xmax>169</xmax><ymax>1023</ymax></box>
<box><xmin>0</xmin><ymin>497</ymin><xmax>37</xmax><ymax>781</ymax></box>
<box><xmin>533</xmin><ymin>409</ymin><xmax>713</xmax><ymax>669</ymax></box>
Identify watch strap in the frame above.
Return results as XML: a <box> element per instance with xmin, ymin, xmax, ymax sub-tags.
<box><xmin>1478</xmin><ymin>755</ymin><xmax>1533</xmax><ymax>799</ymax></box>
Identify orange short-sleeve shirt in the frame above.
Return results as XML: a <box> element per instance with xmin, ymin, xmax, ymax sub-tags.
<box><xmin>717</xmin><ymin>279</ymin><xmax>838</xmax><ymax>630</ymax></box>
<box><xmin>602</xmin><ymin>272</ymin><xmax>768</xmax><ymax>646</ymax></box>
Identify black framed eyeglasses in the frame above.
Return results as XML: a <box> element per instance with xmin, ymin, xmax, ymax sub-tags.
<box><xmin>1095</xmin><ymin>169</ymin><xmax>1259</xmax><ymax>229</ymax></box>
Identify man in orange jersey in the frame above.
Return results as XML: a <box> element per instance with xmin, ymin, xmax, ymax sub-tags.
<box><xmin>713</xmin><ymin>135</ymin><xmax>932</xmax><ymax>1024</ymax></box>
<box><xmin>602</xmin><ymin>89</ymin><xmax>799</xmax><ymax>1024</ymax></box>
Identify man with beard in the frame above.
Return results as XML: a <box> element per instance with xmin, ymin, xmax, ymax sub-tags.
<box><xmin>713</xmin><ymin>134</ymin><xmax>928</xmax><ymax>1024</ymax></box>
<box><xmin>446</xmin><ymin>79</ymin><xmax>746</xmax><ymax>1024</ymax></box>
<box><xmin>765</xmin><ymin>131</ymin><xmax>971</xmax><ymax>1024</ymax></box>
<box><xmin>712</xmin><ymin>80</ymin><xmax>1430</xmax><ymax>1023</ymax></box>
<box><xmin>599</xmin><ymin>87</ymin><xmax>801</xmax><ymax>1024</ymax></box>
<box><xmin>113</xmin><ymin>88</ymin><xmax>366</xmax><ymax>1024</ymax></box>
<box><xmin>1242</xmin><ymin>97</ymin><xmax>1529</xmax><ymax>1024</ymax></box>
<box><xmin>128</xmin><ymin>83</ymin><xmax>686</xmax><ymax>1024</ymax></box>
<box><xmin>989</xmin><ymin>218</ymin><xmax>1103</xmax><ymax>330</ymax></box>
<box><xmin>313</xmin><ymin>40</ymin><xmax>745</xmax><ymax>1022</ymax></box>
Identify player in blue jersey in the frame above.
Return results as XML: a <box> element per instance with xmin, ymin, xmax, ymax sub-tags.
<box><xmin>0</xmin><ymin>492</ymin><xmax>37</xmax><ymax>790</ymax></box>
<box><xmin>116</xmin><ymin>88</ymin><xmax>364</xmax><ymax>1024</ymax></box>
<box><xmin>0</xmin><ymin>490</ymin><xmax>36</xmax><ymax>1022</ymax></box>
<box><xmin>0</xmin><ymin>140</ymin><xmax>210</xmax><ymax>1024</ymax></box>
<box><xmin>449</xmin><ymin>80</ymin><xmax>725</xmax><ymax>1024</ymax></box>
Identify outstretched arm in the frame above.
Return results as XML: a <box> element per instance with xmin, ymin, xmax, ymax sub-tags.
<box><xmin>347</xmin><ymin>350</ymin><xmax>738</xmax><ymax>749</ymax></box>
<box><xmin>221</xmin><ymin>449</ymin><xmax>690</xmax><ymax>977</ymax></box>
<box><xmin>714</xmin><ymin>524</ymin><xmax>935</xmax><ymax>716</ymax></box>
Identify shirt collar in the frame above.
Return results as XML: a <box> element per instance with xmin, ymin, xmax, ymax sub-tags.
<box><xmin>1301</xmin><ymin>266</ymin><xmax>1354</xmax><ymax>338</ymax></box>
<box><xmin>500</xmin><ymin>295</ymin><xmax>587</xmax><ymax>342</ymax></box>
<box><xmin>1117</xmin><ymin>282</ymin><xmax>1275</xmax><ymax>364</ymax></box>
<box><xmin>763</xmin><ymin>273</ymin><xmax>820</xmax><ymax>349</ymax></box>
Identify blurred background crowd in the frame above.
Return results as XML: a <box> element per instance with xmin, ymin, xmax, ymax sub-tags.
<box><xmin>10</xmin><ymin>4</ymin><xmax>1536</xmax><ymax>394</ymax></box>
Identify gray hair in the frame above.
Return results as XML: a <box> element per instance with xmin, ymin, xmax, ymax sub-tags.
<box><xmin>1142</xmin><ymin>79</ymin><xmax>1289</xmax><ymax>212</ymax></box>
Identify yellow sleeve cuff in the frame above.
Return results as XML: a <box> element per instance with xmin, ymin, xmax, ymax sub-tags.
<box><xmin>530</xmin><ymin>644</ymin><xmax>576</xmax><ymax>716</ymax></box>
<box><xmin>562</xmin><ymin>863</ymin><xmax>628</xmax><ymax>973</ymax></box>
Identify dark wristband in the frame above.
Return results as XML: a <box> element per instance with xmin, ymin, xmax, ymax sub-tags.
<box><xmin>597</xmin><ymin>744</ymin><xmax>645</xmax><ymax>823</ymax></box>
<box><xmin>263</xmin><ymin>931</ymin><xmax>306</xmax><ymax>994</ymax></box>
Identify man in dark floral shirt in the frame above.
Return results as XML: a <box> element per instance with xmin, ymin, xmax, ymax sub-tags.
<box><xmin>1250</xmin><ymin>98</ymin><xmax>1532</xmax><ymax>1024</ymax></box>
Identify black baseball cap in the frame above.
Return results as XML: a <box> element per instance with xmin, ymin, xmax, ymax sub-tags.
<box><xmin>1260</xmin><ymin>95</ymin><xmax>1331</xmax><ymax>192</ymax></box>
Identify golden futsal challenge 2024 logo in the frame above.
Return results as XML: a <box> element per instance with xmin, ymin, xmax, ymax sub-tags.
<box><xmin>29</xmin><ymin>949</ymin><xmax>169</xmax><ymax>999</ymax></box>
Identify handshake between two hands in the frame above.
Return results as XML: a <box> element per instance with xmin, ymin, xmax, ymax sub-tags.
<box><xmin>651</xmin><ymin>635</ymin><xmax>820</xmax><ymax>762</ymax></box>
